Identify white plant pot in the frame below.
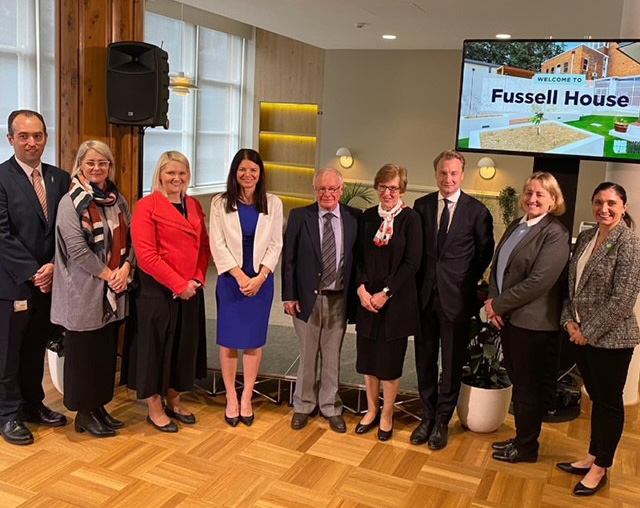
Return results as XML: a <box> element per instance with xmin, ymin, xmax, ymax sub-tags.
<box><xmin>47</xmin><ymin>349</ymin><xmax>64</xmax><ymax>394</ymax></box>
<box><xmin>456</xmin><ymin>382</ymin><xmax>512</xmax><ymax>433</ymax></box>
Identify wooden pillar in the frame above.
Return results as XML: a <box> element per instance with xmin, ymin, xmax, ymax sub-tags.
<box><xmin>58</xmin><ymin>0</ymin><xmax>144</xmax><ymax>205</ymax></box>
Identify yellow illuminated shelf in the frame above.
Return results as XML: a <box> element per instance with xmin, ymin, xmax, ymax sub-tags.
<box><xmin>259</xmin><ymin>101</ymin><xmax>318</xmax><ymax>203</ymax></box>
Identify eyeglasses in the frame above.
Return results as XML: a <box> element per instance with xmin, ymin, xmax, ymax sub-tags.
<box><xmin>315</xmin><ymin>186</ymin><xmax>341</xmax><ymax>194</ymax></box>
<box><xmin>377</xmin><ymin>184</ymin><xmax>401</xmax><ymax>194</ymax></box>
<box><xmin>83</xmin><ymin>160</ymin><xmax>110</xmax><ymax>169</ymax></box>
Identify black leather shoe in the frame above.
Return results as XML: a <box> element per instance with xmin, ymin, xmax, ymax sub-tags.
<box><xmin>96</xmin><ymin>406</ymin><xmax>124</xmax><ymax>429</ymax></box>
<box><xmin>291</xmin><ymin>412</ymin><xmax>309</xmax><ymax>430</ymax></box>
<box><xmin>75</xmin><ymin>410</ymin><xmax>117</xmax><ymax>437</ymax></box>
<box><xmin>239</xmin><ymin>414</ymin><xmax>255</xmax><ymax>427</ymax></box>
<box><xmin>556</xmin><ymin>462</ymin><xmax>591</xmax><ymax>475</ymax></box>
<box><xmin>165</xmin><ymin>406</ymin><xmax>196</xmax><ymax>425</ymax></box>
<box><xmin>224</xmin><ymin>414</ymin><xmax>240</xmax><ymax>427</ymax></box>
<box><xmin>146</xmin><ymin>415</ymin><xmax>178</xmax><ymax>433</ymax></box>
<box><xmin>355</xmin><ymin>413</ymin><xmax>380</xmax><ymax>435</ymax></box>
<box><xmin>0</xmin><ymin>420</ymin><xmax>34</xmax><ymax>445</ymax></box>
<box><xmin>492</xmin><ymin>446</ymin><xmax>537</xmax><ymax>463</ymax></box>
<box><xmin>378</xmin><ymin>425</ymin><xmax>393</xmax><ymax>441</ymax></box>
<box><xmin>428</xmin><ymin>422</ymin><xmax>449</xmax><ymax>450</ymax></box>
<box><xmin>573</xmin><ymin>473</ymin><xmax>607</xmax><ymax>496</ymax></box>
<box><xmin>492</xmin><ymin>438</ymin><xmax>515</xmax><ymax>451</ymax></box>
<box><xmin>21</xmin><ymin>404</ymin><xmax>67</xmax><ymax>427</ymax></box>
<box><xmin>326</xmin><ymin>415</ymin><xmax>347</xmax><ymax>433</ymax></box>
<box><xmin>410</xmin><ymin>418</ymin><xmax>434</xmax><ymax>445</ymax></box>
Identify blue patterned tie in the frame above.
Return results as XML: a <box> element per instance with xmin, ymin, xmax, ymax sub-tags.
<box><xmin>321</xmin><ymin>213</ymin><xmax>336</xmax><ymax>288</ymax></box>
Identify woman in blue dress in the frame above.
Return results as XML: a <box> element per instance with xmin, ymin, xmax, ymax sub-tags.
<box><xmin>210</xmin><ymin>149</ymin><xmax>283</xmax><ymax>426</ymax></box>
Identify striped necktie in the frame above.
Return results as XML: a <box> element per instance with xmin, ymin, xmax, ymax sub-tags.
<box><xmin>32</xmin><ymin>168</ymin><xmax>49</xmax><ymax>221</ymax></box>
<box><xmin>321</xmin><ymin>213</ymin><xmax>336</xmax><ymax>288</ymax></box>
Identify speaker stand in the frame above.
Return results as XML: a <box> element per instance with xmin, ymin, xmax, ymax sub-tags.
<box><xmin>137</xmin><ymin>126</ymin><xmax>147</xmax><ymax>199</ymax></box>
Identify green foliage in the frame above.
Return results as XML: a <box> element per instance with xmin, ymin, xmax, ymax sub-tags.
<box><xmin>497</xmin><ymin>186</ymin><xmax>518</xmax><ymax>225</ymax></box>
<box><xmin>340</xmin><ymin>181</ymin><xmax>374</xmax><ymax>208</ymax></box>
<box><xmin>464</xmin><ymin>41</ymin><xmax>564</xmax><ymax>71</ymax></box>
<box><xmin>462</xmin><ymin>316</ymin><xmax>511</xmax><ymax>389</ymax></box>
<box><xmin>530</xmin><ymin>112</ymin><xmax>544</xmax><ymax>125</ymax></box>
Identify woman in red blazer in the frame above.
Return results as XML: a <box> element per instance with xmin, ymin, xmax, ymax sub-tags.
<box><xmin>129</xmin><ymin>151</ymin><xmax>210</xmax><ymax>432</ymax></box>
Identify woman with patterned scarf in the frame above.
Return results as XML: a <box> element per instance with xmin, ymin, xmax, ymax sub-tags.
<box><xmin>354</xmin><ymin>164</ymin><xmax>422</xmax><ymax>441</ymax></box>
<box><xmin>51</xmin><ymin>140</ymin><xmax>133</xmax><ymax>438</ymax></box>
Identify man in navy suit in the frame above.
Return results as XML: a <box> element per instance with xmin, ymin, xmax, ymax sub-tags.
<box><xmin>0</xmin><ymin>110</ymin><xmax>70</xmax><ymax>445</ymax></box>
<box><xmin>282</xmin><ymin>168</ymin><xmax>360</xmax><ymax>433</ymax></box>
<box><xmin>411</xmin><ymin>150</ymin><xmax>494</xmax><ymax>450</ymax></box>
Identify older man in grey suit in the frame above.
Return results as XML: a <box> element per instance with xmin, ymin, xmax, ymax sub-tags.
<box><xmin>282</xmin><ymin>168</ymin><xmax>360</xmax><ymax>433</ymax></box>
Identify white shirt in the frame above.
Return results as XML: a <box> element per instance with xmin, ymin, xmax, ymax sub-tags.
<box><xmin>437</xmin><ymin>188</ymin><xmax>461</xmax><ymax>232</ymax></box>
<box><xmin>15</xmin><ymin>157</ymin><xmax>47</xmax><ymax>199</ymax></box>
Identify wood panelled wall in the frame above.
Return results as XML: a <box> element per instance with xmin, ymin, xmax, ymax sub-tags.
<box><xmin>58</xmin><ymin>0</ymin><xmax>144</xmax><ymax>204</ymax></box>
<box><xmin>254</xmin><ymin>29</ymin><xmax>325</xmax><ymax>213</ymax></box>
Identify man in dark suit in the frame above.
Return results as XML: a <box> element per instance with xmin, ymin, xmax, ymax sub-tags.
<box><xmin>0</xmin><ymin>110</ymin><xmax>70</xmax><ymax>445</ymax></box>
<box><xmin>411</xmin><ymin>150</ymin><xmax>494</xmax><ymax>450</ymax></box>
<box><xmin>282</xmin><ymin>168</ymin><xmax>360</xmax><ymax>433</ymax></box>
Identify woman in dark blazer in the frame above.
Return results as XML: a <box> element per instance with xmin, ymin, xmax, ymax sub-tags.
<box><xmin>354</xmin><ymin>164</ymin><xmax>422</xmax><ymax>441</ymax></box>
<box><xmin>129</xmin><ymin>151</ymin><xmax>210</xmax><ymax>432</ymax></box>
<box><xmin>484</xmin><ymin>171</ymin><xmax>570</xmax><ymax>463</ymax></box>
<box><xmin>557</xmin><ymin>182</ymin><xmax>640</xmax><ymax>496</ymax></box>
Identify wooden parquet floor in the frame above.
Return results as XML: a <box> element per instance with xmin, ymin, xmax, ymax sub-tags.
<box><xmin>1</xmin><ymin>374</ymin><xmax>640</xmax><ymax>508</ymax></box>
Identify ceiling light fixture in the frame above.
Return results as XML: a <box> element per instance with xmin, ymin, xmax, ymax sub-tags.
<box><xmin>169</xmin><ymin>2</ymin><xmax>199</xmax><ymax>96</ymax></box>
<box><xmin>382</xmin><ymin>34</ymin><xmax>397</xmax><ymax>40</ymax></box>
<box><xmin>496</xmin><ymin>33</ymin><xmax>511</xmax><ymax>40</ymax></box>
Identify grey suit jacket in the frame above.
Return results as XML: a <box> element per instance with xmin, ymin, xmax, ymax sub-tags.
<box><xmin>561</xmin><ymin>222</ymin><xmax>640</xmax><ymax>349</ymax></box>
<box><xmin>488</xmin><ymin>214</ymin><xmax>570</xmax><ymax>331</ymax></box>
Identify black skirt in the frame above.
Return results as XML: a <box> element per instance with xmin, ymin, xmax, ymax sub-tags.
<box><xmin>126</xmin><ymin>270</ymin><xmax>207</xmax><ymax>399</ymax></box>
<box><xmin>63</xmin><ymin>322</ymin><xmax>118</xmax><ymax>411</ymax></box>
<box><xmin>356</xmin><ymin>333</ymin><xmax>408</xmax><ymax>381</ymax></box>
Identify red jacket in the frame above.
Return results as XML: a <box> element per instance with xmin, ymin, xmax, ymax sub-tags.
<box><xmin>132</xmin><ymin>191</ymin><xmax>210</xmax><ymax>294</ymax></box>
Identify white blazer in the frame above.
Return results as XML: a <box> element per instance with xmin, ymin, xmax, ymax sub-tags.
<box><xmin>209</xmin><ymin>193</ymin><xmax>283</xmax><ymax>274</ymax></box>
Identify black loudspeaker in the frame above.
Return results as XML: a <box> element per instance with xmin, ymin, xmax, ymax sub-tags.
<box><xmin>106</xmin><ymin>41</ymin><xmax>169</xmax><ymax>127</ymax></box>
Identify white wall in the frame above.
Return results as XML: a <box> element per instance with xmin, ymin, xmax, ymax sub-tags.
<box><xmin>320</xmin><ymin>49</ymin><xmax>606</xmax><ymax>236</ymax></box>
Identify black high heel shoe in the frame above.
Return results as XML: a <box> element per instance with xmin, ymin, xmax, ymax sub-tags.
<box><xmin>239</xmin><ymin>414</ymin><xmax>255</xmax><ymax>426</ymax></box>
<box><xmin>355</xmin><ymin>413</ymin><xmax>380</xmax><ymax>435</ymax></box>
<box><xmin>96</xmin><ymin>406</ymin><xmax>125</xmax><ymax>429</ymax></box>
<box><xmin>225</xmin><ymin>414</ymin><xmax>240</xmax><ymax>427</ymax></box>
<box><xmin>75</xmin><ymin>409</ymin><xmax>117</xmax><ymax>438</ymax></box>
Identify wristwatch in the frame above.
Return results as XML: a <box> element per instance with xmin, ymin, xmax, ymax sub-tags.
<box><xmin>382</xmin><ymin>286</ymin><xmax>393</xmax><ymax>298</ymax></box>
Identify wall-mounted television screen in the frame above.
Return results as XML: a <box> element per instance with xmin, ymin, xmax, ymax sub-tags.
<box><xmin>456</xmin><ymin>39</ymin><xmax>640</xmax><ymax>162</ymax></box>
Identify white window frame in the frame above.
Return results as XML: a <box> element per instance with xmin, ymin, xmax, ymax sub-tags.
<box><xmin>143</xmin><ymin>7</ymin><xmax>250</xmax><ymax>195</ymax></box>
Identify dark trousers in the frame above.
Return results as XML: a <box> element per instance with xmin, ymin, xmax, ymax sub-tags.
<box><xmin>501</xmin><ymin>322</ymin><xmax>557</xmax><ymax>455</ymax></box>
<box><xmin>573</xmin><ymin>343</ymin><xmax>633</xmax><ymax>468</ymax></box>
<box><xmin>0</xmin><ymin>291</ymin><xmax>54</xmax><ymax>422</ymax></box>
<box><xmin>64</xmin><ymin>323</ymin><xmax>118</xmax><ymax>411</ymax></box>
<box><xmin>415</xmin><ymin>293</ymin><xmax>471</xmax><ymax>423</ymax></box>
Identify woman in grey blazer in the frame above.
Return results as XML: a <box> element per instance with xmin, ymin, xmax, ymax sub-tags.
<box><xmin>556</xmin><ymin>182</ymin><xmax>640</xmax><ymax>496</ymax></box>
<box><xmin>51</xmin><ymin>140</ymin><xmax>133</xmax><ymax>438</ymax></box>
<box><xmin>484</xmin><ymin>172</ymin><xmax>570</xmax><ymax>464</ymax></box>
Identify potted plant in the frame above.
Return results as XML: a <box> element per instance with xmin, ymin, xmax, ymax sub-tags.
<box><xmin>497</xmin><ymin>186</ymin><xmax>518</xmax><ymax>226</ymax></box>
<box><xmin>614</xmin><ymin>116</ymin><xmax>630</xmax><ymax>133</ymax></box>
<box><xmin>340</xmin><ymin>181</ymin><xmax>374</xmax><ymax>209</ymax></box>
<box><xmin>456</xmin><ymin>314</ymin><xmax>512</xmax><ymax>432</ymax></box>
